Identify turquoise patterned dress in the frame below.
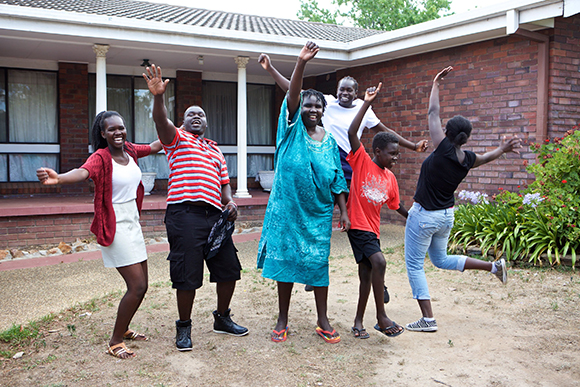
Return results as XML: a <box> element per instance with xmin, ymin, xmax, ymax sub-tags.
<box><xmin>257</xmin><ymin>96</ymin><xmax>348</xmax><ymax>286</ymax></box>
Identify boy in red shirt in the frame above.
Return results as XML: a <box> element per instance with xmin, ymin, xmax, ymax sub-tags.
<box><xmin>346</xmin><ymin>83</ymin><xmax>407</xmax><ymax>338</ymax></box>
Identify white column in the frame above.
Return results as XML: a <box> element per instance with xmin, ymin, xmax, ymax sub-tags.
<box><xmin>92</xmin><ymin>44</ymin><xmax>109</xmax><ymax>114</ymax></box>
<box><xmin>234</xmin><ymin>56</ymin><xmax>252</xmax><ymax>198</ymax></box>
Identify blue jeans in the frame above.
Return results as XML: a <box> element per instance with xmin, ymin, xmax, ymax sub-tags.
<box><xmin>405</xmin><ymin>202</ymin><xmax>467</xmax><ymax>300</ymax></box>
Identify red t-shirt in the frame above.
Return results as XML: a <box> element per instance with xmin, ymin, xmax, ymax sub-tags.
<box><xmin>346</xmin><ymin>146</ymin><xmax>400</xmax><ymax>237</ymax></box>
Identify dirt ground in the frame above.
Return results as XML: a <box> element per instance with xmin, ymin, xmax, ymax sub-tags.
<box><xmin>1</xmin><ymin>224</ymin><xmax>579</xmax><ymax>387</ymax></box>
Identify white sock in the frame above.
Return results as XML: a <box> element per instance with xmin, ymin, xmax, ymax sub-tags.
<box><xmin>423</xmin><ymin>317</ymin><xmax>435</xmax><ymax>322</ymax></box>
<box><xmin>491</xmin><ymin>264</ymin><xmax>498</xmax><ymax>274</ymax></box>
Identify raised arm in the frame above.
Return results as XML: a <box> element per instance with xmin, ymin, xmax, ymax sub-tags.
<box><xmin>258</xmin><ymin>54</ymin><xmax>290</xmax><ymax>92</ymax></box>
<box><xmin>472</xmin><ymin>135</ymin><xmax>521</xmax><ymax>168</ymax></box>
<box><xmin>143</xmin><ymin>64</ymin><xmax>177</xmax><ymax>145</ymax></box>
<box><xmin>37</xmin><ymin>167</ymin><xmax>89</xmax><ymax>185</ymax></box>
<box><xmin>428</xmin><ymin>66</ymin><xmax>453</xmax><ymax>149</ymax></box>
<box><xmin>349</xmin><ymin>83</ymin><xmax>382</xmax><ymax>154</ymax></box>
<box><xmin>371</xmin><ymin>122</ymin><xmax>428</xmax><ymax>152</ymax></box>
<box><xmin>287</xmin><ymin>41</ymin><xmax>319</xmax><ymax>118</ymax></box>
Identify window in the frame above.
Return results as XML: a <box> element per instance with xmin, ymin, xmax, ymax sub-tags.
<box><xmin>89</xmin><ymin>74</ymin><xmax>174</xmax><ymax>179</ymax></box>
<box><xmin>0</xmin><ymin>68</ymin><xmax>59</xmax><ymax>182</ymax></box>
<box><xmin>202</xmin><ymin>81</ymin><xmax>275</xmax><ymax>177</ymax></box>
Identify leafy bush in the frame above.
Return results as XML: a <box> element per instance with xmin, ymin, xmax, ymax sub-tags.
<box><xmin>450</xmin><ymin>127</ymin><xmax>580</xmax><ymax>267</ymax></box>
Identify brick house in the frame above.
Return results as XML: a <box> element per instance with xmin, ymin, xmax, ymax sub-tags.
<box><xmin>0</xmin><ymin>0</ymin><xmax>579</xmax><ymax>249</ymax></box>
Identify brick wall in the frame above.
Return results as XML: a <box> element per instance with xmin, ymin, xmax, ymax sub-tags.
<box><xmin>549</xmin><ymin>16</ymin><xmax>580</xmax><ymax>138</ymax></box>
<box><xmin>0</xmin><ymin>205</ymin><xmax>267</xmax><ymax>250</ymax></box>
<box><xmin>58</xmin><ymin>62</ymin><xmax>91</xmax><ymax>195</ymax></box>
<box><xmin>175</xmin><ymin>70</ymin><xmax>202</xmax><ymax>127</ymax></box>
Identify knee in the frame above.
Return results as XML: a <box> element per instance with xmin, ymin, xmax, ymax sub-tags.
<box><xmin>131</xmin><ymin>281</ymin><xmax>148</xmax><ymax>299</ymax></box>
<box><xmin>369</xmin><ymin>254</ymin><xmax>386</xmax><ymax>272</ymax></box>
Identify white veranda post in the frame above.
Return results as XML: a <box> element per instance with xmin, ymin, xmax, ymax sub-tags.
<box><xmin>234</xmin><ymin>56</ymin><xmax>252</xmax><ymax>198</ymax></box>
<box><xmin>92</xmin><ymin>44</ymin><xmax>109</xmax><ymax>115</ymax></box>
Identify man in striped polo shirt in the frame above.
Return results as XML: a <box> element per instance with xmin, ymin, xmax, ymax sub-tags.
<box><xmin>145</xmin><ymin>64</ymin><xmax>248</xmax><ymax>352</ymax></box>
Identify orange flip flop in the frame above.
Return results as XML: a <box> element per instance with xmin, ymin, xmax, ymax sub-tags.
<box><xmin>271</xmin><ymin>326</ymin><xmax>289</xmax><ymax>342</ymax></box>
<box><xmin>315</xmin><ymin>327</ymin><xmax>341</xmax><ymax>344</ymax></box>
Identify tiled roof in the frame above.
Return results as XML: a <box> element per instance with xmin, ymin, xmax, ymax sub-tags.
<box><xmin>0</xmin><ymin>0</ymin><xmax>384</xmax><ymax>43</ymax></box>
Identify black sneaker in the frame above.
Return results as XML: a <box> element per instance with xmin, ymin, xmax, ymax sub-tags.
<box><xmin>175</xmin><ymin>319</ymin><xmax>192</xmax><ymax>351</ymax></box>
<box><xmin>384</xmin><ymin>285</ymin><xmax>390</xmax><ymax>304</ymax></box>
<box><xmin>304</xmin><ymin>285</ymin><xmax>314</xmax><ymax>292</ymax></box>
<box><xmin>213</xmin><ymin>309</ymin><xmax>249</xmax><ymax>336</ymax></box>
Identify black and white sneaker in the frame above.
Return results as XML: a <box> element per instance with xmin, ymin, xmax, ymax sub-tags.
<box><xmin>406</xmin><ymin>317</ymin><xmax>438</xmax><ymax>332</ymax></box>
<box><xmin>175</xmin><ymin>319</ymin><xmax>193</xmax><ymax>351</ymax></box>
<box><xmin>213</xmin><ymin>309</ymin><xmax>249</xmax><ymax>336</ymax></box>
<box><xmin>494</xmin><ymin>258</ymin><xmax>507</xmax><ymax>284</ymax></box>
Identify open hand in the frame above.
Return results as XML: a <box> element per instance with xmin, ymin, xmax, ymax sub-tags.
<box><xmin>434</xmin><ymin>66</ymin><xmax>453</xmax><ymax>83</ymax></box>
<box><xmin>258</xmin><ymin>53</ymin><xmax>271</xmax><ymax>70</ymax></box>
<box><xmin>143</xmin><ymin>64</ymin><xmax>170</xmax><ymax>96</ymax></box>
<box><xmin>37</xmin><ymin>167</ymin><xmax>58</xmax><ymax>185</ymax></box>
<box><xmin>364</xmin><ymin>83</ymin><xmax>382</xmax><ymax>103</ymax></box>
<box><xmin>298</xmin><ymin>41</ymin><xmax>319</xmax><ymax>63</ymax></box>
<box><xmin>500</xmin><ymin>135</ymin><xmax>522</xmax><ymax>154</ymax></box>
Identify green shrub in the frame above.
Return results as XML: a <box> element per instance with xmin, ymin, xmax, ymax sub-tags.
<box><xmin>450</xmin><ymin>127</ymin><xmax>580</xmax><ymax>267</ymax></box>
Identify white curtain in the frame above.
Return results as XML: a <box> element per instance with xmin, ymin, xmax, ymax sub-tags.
<box><xmin>0</xmin><ymin>155</ymin><xmax>7</xmax><ymax>182</ymax></box>
<box><xmin>10</xmin><ymin>154</ymin><xmax>58</xmax><ymax>181</ymax></box>
<box><xmin>202</xmin><ymin>81</ymin><xmax>237</xmax><ymax>144</ymax></box>
<box><xmin>88</xmin><ymin>75</ymin><xmax>172</xmax><ymax>179</ymax></box>
<box><xmin>203</xmin><ymin>81</ymin><xmax>274</xmax><ymax>177</ymax></box>
<box><xmin>0</xmin><ymin>68</ymin><xmax>6</xmax><ymax>142</ymax></box>
<box><xmin>8</xmin><ymin>70</ymin><xmax>58</xmax><ymax>181</ymax></box>
<box><xmin>134</xmin><ymin>77</ymin><xmax>172</xmax><ymax>179</ymax></box>
<box><xmin>8</xmin><ymin>70</ymin><xmax>57</xmax><ymax>143</ymax></box>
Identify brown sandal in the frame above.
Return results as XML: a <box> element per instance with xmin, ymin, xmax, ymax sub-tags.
<box><xmin>107</xmin><ymin>342</ymin><xmax>136</xmax><ymax>359</ymax></box>
<box><xmin>123</xmin><ymin>329</ymin><xmax>148</xmax><ymax>341</ymax></box>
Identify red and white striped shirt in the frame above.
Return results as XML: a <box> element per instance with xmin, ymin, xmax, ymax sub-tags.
<box><xmin>163</xmin><ymin>128</ymin><xmax>229</xmax><ymax>209</ymax></box>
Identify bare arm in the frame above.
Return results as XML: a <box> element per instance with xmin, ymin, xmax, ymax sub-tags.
<box><xmin>37</xmin><ymin>167</ymin><xmax>89</xmax><ymax>185</ymax></box>
<box><xmin>287</xmin><ymin>41</ymin><xmax>319</xmax><ymax>118</ymax></box>
<box><xmin>143</xmin><ymin>64</ymin><xmax>177</xmax><ymax>145</ymax></box>
<box><xmin>349</xmin><ymin>83</ymin><xmax>382</xmax><ymax>154</ymax></box>
<box><xmin>472</xmin><ymin>136</ymin><xmax>521</xmax><ymax>168</ymax></box>
<box><xmin>221</xmin><ymin>184</ymin><xmax>238</xmax><ymax>222</ymax></box>
<box><xmin>149</xmin><ymin>139</ymin><xmax>163</xmax><ymax>155</ymax></box>
<box><xmin>396</xmin><ymin>204</ymin><xmax>408</xmax><ymax>219</ymax></box>
<box><xmin>428</xmin><ymin>66</ymin><xmax>453</xmax><ymax>149</ymax></box>
<box><xmin>335</xmin><ymin>192</ymin><xmax>350</xmax><ymax>232</ymax></box>
<box><xmin>371</xmin><ymin>122</ymin><xmax>428</xmax><ymax>152</ymax></box>
<box><xmin>258</xmin><ymin>54</ymin><xmax>290</xmax><ymax>92</ymax></box>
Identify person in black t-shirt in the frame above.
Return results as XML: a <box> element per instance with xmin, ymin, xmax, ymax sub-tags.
<box><xmin>404</xmin><ymin>66</ymin><xmax>521</xmax><ymax>333</ymax></box>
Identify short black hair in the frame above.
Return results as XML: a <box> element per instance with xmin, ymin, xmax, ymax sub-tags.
<box><xmin>91</xmin><ymin>111</ymin><xmax>124</xmax><ymax>151</ymax></box>
<box><xmin>445</xmin><ymin>115</ymin><xmax>472</xmax><ymax>146</ymax></box>
<box><xmin>338</xmin><ymin>76</ymin><xmax>358</xmax><ymax>92</ymax></box>
<box><xmin>372</xmin><ymin>132</ymin><xmax>399</xmax><ymax>151</ymax></box>
<box><xmin>301</xmin><ymin>89</ymin><xmax>327</xmax><ymax>112</ymax></box>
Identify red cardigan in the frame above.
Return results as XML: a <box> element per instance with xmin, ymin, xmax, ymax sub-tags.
<box><xmin>81</xmin><ymin>143</ymin><xmax>152</xmax><ymax>246</ymax></box>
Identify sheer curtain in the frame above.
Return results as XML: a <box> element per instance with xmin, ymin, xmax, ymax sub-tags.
<box><xmin>247</xmin><ymin>84</ymin><xmax>274</xmax><ymax>177</ymax></box>
<box><xmin>202</xmin><ymin>81</ymin><xmax>237</xmax><ymax>144</ymax></box>
<box><xmin>88</xmin><ymin>75</ymin><xmax>172</xmax><ymax>179</ymax></box>
<box><xmin>0</xmin><ymin>68</ymin><xmax>6</xmax><ymax>142</ymax></box>
<box><xmin>8</xmin><ymin>70</ymin><xmax>58</xmax><ymax>181</ymax></box>
<box><xmin>9</xmin><ymin>70</ymin><xmax>57</xmax><ymax>143</ymax></box>
<box><xmin>0</xmin><ymin>155</ymin><xmax>7</xmax><ymax>182</ymax></box>
<box><xmin>134</xmin><ymin>77</ymin><xmax>172</xmax><ymax>179</ymax></box>
<box><xmin>10</xmin><ymin>154</ymin><xmax>57</xmax><ymax>181</ymax></box>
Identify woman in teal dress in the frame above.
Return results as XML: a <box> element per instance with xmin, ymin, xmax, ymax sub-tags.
<box><xmin>257</xmin><ymin>41</ymin><xmax>350</xmax><ymax>344</ymax></box>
